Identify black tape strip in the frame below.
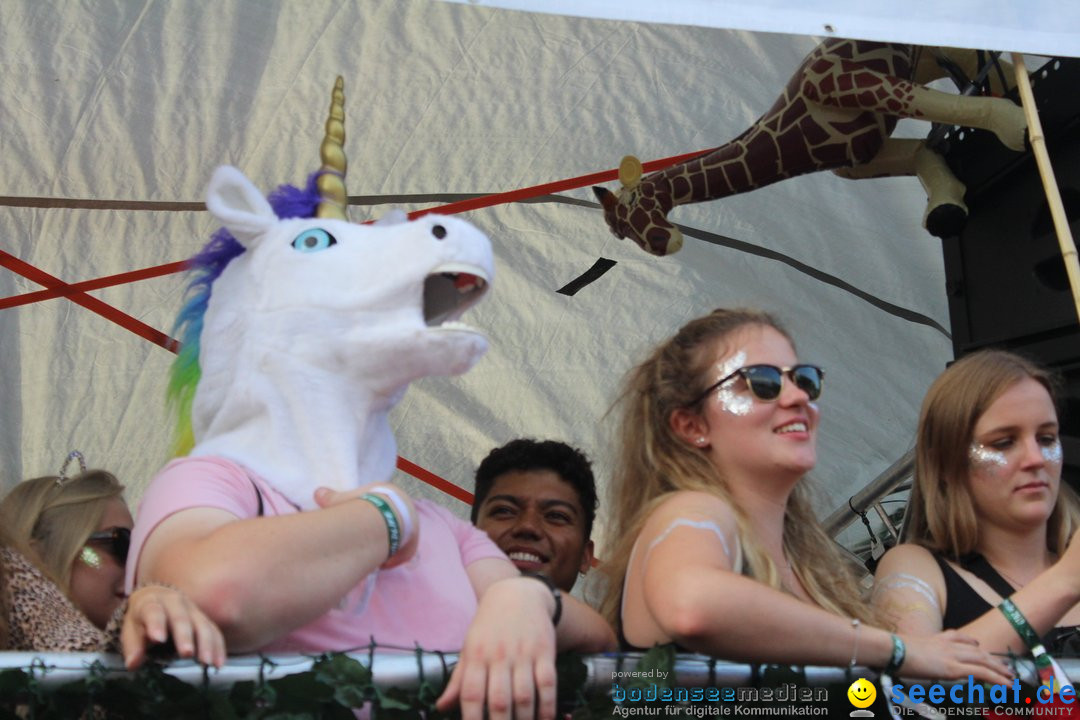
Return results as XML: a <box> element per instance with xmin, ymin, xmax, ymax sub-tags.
<box><xmin>558</xmin><ymin>258</ymin><xmax>617</xmax><ymax>296</ymax></box>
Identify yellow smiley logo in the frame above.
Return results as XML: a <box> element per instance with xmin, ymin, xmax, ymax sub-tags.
<box><xmin>847</xmin><ymin>678</ymin><xmax>876</xmax><ymax>709</ymax></box>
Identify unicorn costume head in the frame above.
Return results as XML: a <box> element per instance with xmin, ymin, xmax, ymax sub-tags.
<box><xmin>169</xmin><ymin>78</ymin><xmax>493</xmax><ymax>509</ymax></box>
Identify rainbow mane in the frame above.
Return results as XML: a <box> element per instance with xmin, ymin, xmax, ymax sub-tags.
<box><xmin>168</xmin><ymin>172</ymin><xmax>323</xmax><ymax>455</ymax></box>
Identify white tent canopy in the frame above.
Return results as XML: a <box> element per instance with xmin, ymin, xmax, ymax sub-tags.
<box><xmin>448</xmin><ymin>0</ymin><xmax>1080</xmax><ymax>58</ymax></box>
<box><xmin>2</xmin><ymin>0</ymin><xmax>1067</xmax><ymax>555</ymax></box>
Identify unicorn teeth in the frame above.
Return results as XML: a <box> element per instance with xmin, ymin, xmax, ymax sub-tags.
<box><xmin>435</xmin><ymin>321</ymin><xmax>480</xmax><ymax>332</ymax></box>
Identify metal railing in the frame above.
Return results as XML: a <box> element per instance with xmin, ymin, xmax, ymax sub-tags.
<box><xmin>1</xmin><ymin>649</ymin><xmax>1070</xmax><ymax>691</ymax></box>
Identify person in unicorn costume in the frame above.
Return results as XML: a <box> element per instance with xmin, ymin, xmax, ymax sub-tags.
<box><xmin>126</xmin><ymin>79</ymin><xmax>615</xmax><ymax>719</ymax></box>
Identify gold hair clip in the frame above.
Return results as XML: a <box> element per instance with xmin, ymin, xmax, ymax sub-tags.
<box><xmin>55</xmin><ymin>450</ymin><xmax>87</xmax><ymax>486</ymax></box>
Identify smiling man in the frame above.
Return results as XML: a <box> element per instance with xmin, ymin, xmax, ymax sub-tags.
<box><xmin>471</xmin><ymin>439</ymin><xmax>597</xmax><ymax>592</ymax></box>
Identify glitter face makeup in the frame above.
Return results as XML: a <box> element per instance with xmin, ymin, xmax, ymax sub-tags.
<box><xmin>717</xmin><ymin>381</ymin><xmax>753</xmax><ymax>416</ymax></box>
<box><xmin>79</xmin><ymin>546</ymin><xmax>102</xmax><ymax>569</ymax></box>
<box><xmin>1042</xmin><ymin>439</ymin><xmax>1063</xmax><ymax>465</ymax></box>
<box><xmin>713</xmin><ymin>350</ymin><xmax>752</xmax><ymax>416</ymax></box>
<box><xmin>715</xmin><ymin>350</ymin><xmax>747</xmax><ymax>384</ymax></box>
<box><xmin>968</xmin><ymin>443</ymin><xmax>1008</xmax><ymax>472</ymax></box>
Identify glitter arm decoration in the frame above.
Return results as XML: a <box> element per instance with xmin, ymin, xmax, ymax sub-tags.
<box><xmin>872</xmin><ymin>572</ymin><xmax>943</xmax><ymax>621</ymax></box>
<box><xmin>643</xmin><ymin>517</ymin><xmax>742</xmax><ymax>572</ymax></box>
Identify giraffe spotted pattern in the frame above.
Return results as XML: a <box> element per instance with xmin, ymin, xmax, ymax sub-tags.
<box><xmin>595</xmin><ymin>39</ymin><xmax>1027</xmax><ymax>255</ymax></box>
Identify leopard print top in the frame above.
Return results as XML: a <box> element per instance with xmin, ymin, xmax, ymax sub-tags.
<box><xmin>1</xmin><ymin>546</ymin><xmax>122</xmax><ymax>652</ymax></box>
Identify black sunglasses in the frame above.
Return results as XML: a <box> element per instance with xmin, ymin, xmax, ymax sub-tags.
<box><xmin>690</xmin><ymin>364</ymin><xmax>825</xmax><ymax>405</ymax></box>
<box><xmin>86</xmin><ymin>527</ymin><xmax>131</xmax><ymax>565</ymax></box>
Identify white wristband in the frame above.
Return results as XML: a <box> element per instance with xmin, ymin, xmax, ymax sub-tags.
<box><xmin>370</xmin><ymin>485</ymin><xmax>415</xmax><ymax>547</ymax></box>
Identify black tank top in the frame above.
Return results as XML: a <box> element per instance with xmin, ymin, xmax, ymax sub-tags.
<box><xmin>934</xmin><ymin>552</ymin><xmax>1080</xmax><ymax>655</ymax></box>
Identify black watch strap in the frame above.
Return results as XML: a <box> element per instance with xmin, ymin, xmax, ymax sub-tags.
<box><xmin>523</xmin><ymin>572</ymin><xmax>562</xmax><ymax>626</ymax></box>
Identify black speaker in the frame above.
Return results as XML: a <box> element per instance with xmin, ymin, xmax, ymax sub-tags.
<box><xmin>939</xmin><ymin>57</ymin><xmax>1080</xmax><ymax>485</ymax></box>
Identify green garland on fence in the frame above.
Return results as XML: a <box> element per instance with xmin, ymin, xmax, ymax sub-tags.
<box><xmin>0</xmin><ymin>651</ymin><xmax>623</xmax><ymax>720</ymax></box>
<box><xmin>0</xmin><ymin>652</ymin><xmax>457</xmax><ymax>720</ymax></box>
<box><xmin>0</xmin><ymin>645</ymin><xmax>875</xmax><ymax>719</ymax></box>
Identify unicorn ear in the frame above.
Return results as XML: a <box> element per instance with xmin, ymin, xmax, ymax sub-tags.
<box><xmin>205</xmin><ymin>166</ymin><xmax>277</xmax><ymax>246</ymax></box>
<box><xmin>373</xmin><ymin>209</ymin><xmax>408</xmax><ymax>227</ymax></box>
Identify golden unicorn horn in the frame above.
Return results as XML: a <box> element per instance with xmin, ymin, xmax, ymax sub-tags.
<box><xmin>316</xmin><ymin>76</ymin><xmax>348</xmax><ymax>220</ymax></box>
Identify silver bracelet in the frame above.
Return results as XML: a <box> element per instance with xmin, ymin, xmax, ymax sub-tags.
<box><xmin>849</xmin><ymin>618</ymin><xmax>861</xmax><ymax>667</ymax></box>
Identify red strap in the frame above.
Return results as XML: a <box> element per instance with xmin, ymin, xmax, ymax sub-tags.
<box><xmin>0</xmin><ymin>249</ymin><xmax>179</xmax><ymax>352</ymax></box>
<box><xmin>397</xmin><ymin>457</ymin><xmax>473</xmax><ymax>505</ymax></box>
<box><xmin>407</xmin><ymin>149</ymin><xmax>710</xmax><ymax>219</ymax></box>
<box><xmin>0</xmin><ymin>149</ymin><xmax>711</xmax><ymax>310</ymax></box>
<box><xmin>0</xmin><ymin>260</ymin><xmax>189</xmax><ymax>310</ymax></box>
<box><xmin>0</xmin><ymin>149</ymin><xmax>711</xmax><ymax>503</ymax></box>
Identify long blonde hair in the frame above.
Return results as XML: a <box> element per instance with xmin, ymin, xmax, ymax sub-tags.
<box><xmin>0</xmin><ymin>471</ymin><xmax>125</xmax><ymax>594</ymax></box>
<box><xmin>599</xmin><ymin>308</ymin><xmax>875</xmax><ymax>633</ymax></box>
<box><xmin>906</xmin><ymin>349</ymin><xmax>1079</xmax><ymax>558</ymax></box>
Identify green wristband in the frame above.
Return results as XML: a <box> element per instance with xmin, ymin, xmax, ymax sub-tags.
<box><xmin>884</xmin><ymin>634</ymin><xmax>906</xmax><ymax>674</ymax></box>
<box><xmin>999</xmin><ymin>597</ymin><xmax>1062</xmax><ymax>691</ymax></box>
<box><xmin>999</xmin><ymin>598</ymin><xmax>1042</xmax><ymax>650</ymax></box>
<box><xmin>361</xmin><ymin>493</ymin><xmax>401</xmax><ymax>559</ymax></box>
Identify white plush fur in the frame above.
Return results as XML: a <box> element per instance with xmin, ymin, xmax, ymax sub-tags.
<box><xmin>190</xmin><ymin>166</ymin><xmax>494</xmax><ymax>509</ymax></box>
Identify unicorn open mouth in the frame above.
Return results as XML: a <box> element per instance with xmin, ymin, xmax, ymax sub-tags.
<box><xmin>423</xmin><ymin>264</ymin><xmax>490</xmax><ymax>328</ymax></box>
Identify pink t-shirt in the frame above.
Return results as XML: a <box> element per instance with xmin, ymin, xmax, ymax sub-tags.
<box><xmin>127</xmin><ymin>455</ymin><xmax>506</xmax><ymax>653</ymax></box>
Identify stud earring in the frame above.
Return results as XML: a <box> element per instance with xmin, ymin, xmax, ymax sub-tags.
<box><xmin>696</xmin><ymin>437</ymin><xmax>707</xmax><ymax>446</ymax></box>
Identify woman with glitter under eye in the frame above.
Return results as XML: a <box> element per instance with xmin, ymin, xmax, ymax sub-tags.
<box><xmin>872</xmin><ymin>350</ymin><xmax>1080</xmax><ymax>656</ymax></box>
<box><xmin>0</xmin><ymin>458</ymin><xmax>225</xmax><ymax>668</ymax></box>
<box><xmin>599</xmin><ymin>308</ymin><xmax>1012</xmax><ymax>683</ymax></box>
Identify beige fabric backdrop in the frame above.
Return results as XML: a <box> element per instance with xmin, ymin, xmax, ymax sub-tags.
<box><xmin>2</xmin><ymin>0</ymin><xmax>1003</xmax><ymax>559</ymax></box>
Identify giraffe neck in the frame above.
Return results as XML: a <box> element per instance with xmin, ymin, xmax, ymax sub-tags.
<box><xmin>643</xmin><ymin>136</ymin><xmax>786</xmax><ymax>209</ymax></box>
<box><xmin>636</xmin><ymin>39</ymin><xmax>918</xmax><ymax>210</ymax></box>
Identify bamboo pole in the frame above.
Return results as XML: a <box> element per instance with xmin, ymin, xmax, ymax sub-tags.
<box><xmin>1011</xmin><ymin>53</ymin><xmax>1080</xmax><ymax>323</ymax></box>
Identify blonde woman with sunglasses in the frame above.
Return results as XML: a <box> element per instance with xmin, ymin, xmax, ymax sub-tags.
<box><xmin>0</xmin><ymin>460</ymin><xmax>225</xmax><ymax>668</ymax></box>
<box><xmin>873</xmin><ymin>350</ymin><xmax>1080</xmax><ymax>656</ymax></box>
<box><xmin>600</xmin><ymin>308</ymin><xmax>1011</xmax><ymax>682</ymax></box>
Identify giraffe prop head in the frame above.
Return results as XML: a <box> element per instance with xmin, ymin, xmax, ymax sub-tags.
<box><xmin>592</xmin><ymin>156</ymin><xmax>684</xmax><ymax>256</ymax></box>
<box><xmin>591</xmin><ymin>40</ymin><xmax>1031</xmax><ymax>253</ymax></box>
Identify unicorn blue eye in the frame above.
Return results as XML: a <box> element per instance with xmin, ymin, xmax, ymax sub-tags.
<box><xmin>292</xmin><ymin>228</ymin><xmax>337</xmax><ymax>252</ymax></box>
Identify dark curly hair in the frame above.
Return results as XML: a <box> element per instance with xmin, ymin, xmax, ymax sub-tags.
<box><xmin>471</xmin><ymin>439</ymin><xmax>597</xmax><ymax>539</ymax></box>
